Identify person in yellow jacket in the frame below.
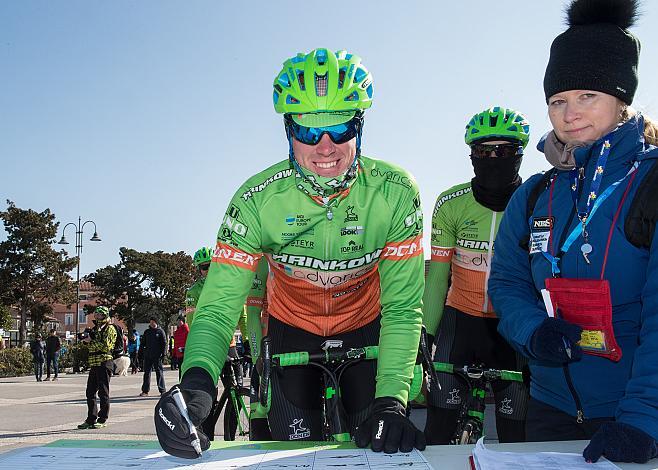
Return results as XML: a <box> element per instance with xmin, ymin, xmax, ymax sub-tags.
<box><xmin>78</xmin><ymin>306</ymin><xmax>117</xmax><ymax>429</ymax></box>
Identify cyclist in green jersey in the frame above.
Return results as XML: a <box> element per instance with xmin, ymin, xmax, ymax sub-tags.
<box><xmin>186</xmin><ymin>246</ymin><xmax>257</xmax><ymax>439</ymax></box>
<box><xmin>423</xmin><ymin>107</ymin><xmax>530</xmax><ymax>444</ymax></box>
<box><xmin>187</xmin><ymin>246</ymin><xmax>250</xmax><ymax>340</ymax></box>
<box><xmin>185</xmin><ymin>247</ymin><xmax>213</xmax><ymax>326</ymax></box>
<box><xmin>155</xmin><ymin>48</ymin><xmax>425</xmax><ymax>458</ymax></box>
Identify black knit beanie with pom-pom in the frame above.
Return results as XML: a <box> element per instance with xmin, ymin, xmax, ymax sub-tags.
<box><xmin>544</xmin><ymin>0</ymin><xmax>641</xmax><ymax>104</ymax></box>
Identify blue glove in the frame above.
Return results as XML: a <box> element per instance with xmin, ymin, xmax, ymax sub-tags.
<box><xmin>530</xmin><ymin>318</ymin><xmax>583</xmax><ymax>363</ymax></box>
<box><xmin>583</xmin><ymin>422</ymin><xmax>658</xmax><ymax>463</ymax></box>
<box><xmin>354</xmin><ymin>397</ymin><xmax>426</xmax><ymax>453</ymax></box>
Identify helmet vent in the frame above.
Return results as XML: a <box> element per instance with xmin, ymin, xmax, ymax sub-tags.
<box><xmin>297</xmin><ymin>71</ymin><xmax>306</xmax><ymax>91</ymax></box>
<box><xmin>315</xmin><ymin>49</ymin><xmax>328</xmax><ymax>65</ymax></box>
<box><xmin>315</xmin><ymin>73</ymin><xmax>328</xmax><ymax>97</ymax></box>
<box><xmin>489</xmin><ymin>115</ymin><xmax>499</xmax><ymax>127</ymax></box>
<box><xmin>338</xmin><ymin>68</ymin><xmax>346</xmax><ymax>89</ymax></box>
<box><xmin>354</xmin><ymin>67</ymin><xmax>367</xmax><ymax>84</ymax></box>
<box><xmin>278</xmin><ymin>73</ymin><xmax>290</xmax><ymax>88</ymax></box>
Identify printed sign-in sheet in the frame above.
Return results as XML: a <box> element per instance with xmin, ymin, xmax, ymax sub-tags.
<box><xmin>0</xmin><ymin>440</ymin><xmax>434</xmax><ymax>469</ymax></box>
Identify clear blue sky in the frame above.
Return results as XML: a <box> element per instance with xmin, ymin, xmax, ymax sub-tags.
<box><xmin>2</xmin><ymin>1</ymin><xmax>657</xmax><ymax>275</ymax></box>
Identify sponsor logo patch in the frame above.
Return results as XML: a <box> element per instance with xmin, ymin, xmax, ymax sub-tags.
<box><xmin>375</xmin><ymin>419</ymin><xmax>384</xmax><ymax>440</ymax></box>
<box><xmin>222</xmin><ymin>204</ymin><xmax>249</xmax><ymax>238</ymax></box>
<box><xmin>271</xmin><ymin>250</ymin><xmax>382</xmax><ymax>271</ymax></box>
<box><xmin>288</xmin><ymin>418</ymin><xmax>311</xmax><ymax>440</ymax></box>
<box><xmin>213</xmin><ymin>244</ymin><xmax>258</xmax><ymax>269</ymax></box>
<box><xmin>344</xmin><ymin>205</ymin><xmax>358</xmax><ymax>222</ymax></box>
<box><xmin>446</xmin><ymin>389</ymin><xmax>461</xmax><ymax>406</ymax></box>
<box><xmin>370</xmin><ymin>168</ymin><xmax>412</xmax><ymax>188</ymax></box>
<box><xmin>285</xmin><ymin>214</ymin><xmax>311</xmax><ymax>227</ymax></box>
<box><xmin>456</xmin><ymin>239</ymin><xmax>490</xmax><ymax>250</ymax></box>
<box><xmin>242</xmin><ymin>169</ymin><xmax>295</xmax><ymax>201</ymax></box>
<box><xmin>434</xmin><ymin>187</ymin><xmax>472</xmax><ymax>213</ymax></box>
<box><xmin>499</xmin><ymin>397</ymin><xmax>514</xmax><ymax>415</ymax></box>
<box><xmin>340</xmin><ymin>226</ymin><xmax>364</xmax><ymax>236</ymax></box>
<box><xmin>532</xmin><ymin>216</ymin><xmax>554</xmax><ymax>231</ymax></box>
<box><xmin>158</xmin><ymin>408</ymin><xmax>175</xmax><ymax>431</ymax></box>
<box><xmin>340</xmin><ymin>240</ymin><xmax>363</xmax><ymax>253</ymax></box>
<box><xmin>382</xmin><ymin>235</ymin><xmax>423</xmax><ymax>259</ymax></box>
<box><xmin>287</xmin><ymin>239</ymin><xmax>315</xmax><ymax>249</ymax></box>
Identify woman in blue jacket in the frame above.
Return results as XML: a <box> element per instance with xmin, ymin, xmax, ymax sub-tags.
<box><xmin>489</xmin><ymin>0</ymin><xmax>658</xmax><ymax>464</ymax></box>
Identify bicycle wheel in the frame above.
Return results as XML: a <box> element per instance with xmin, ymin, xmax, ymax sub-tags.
<box><xmin>223</xmin><ymin>386</ymin><xmax>250</xmax><ymax>441</ymax></box>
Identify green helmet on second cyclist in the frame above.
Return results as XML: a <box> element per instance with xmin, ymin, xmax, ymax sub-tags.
<box><xmin>465</xmin><ymin>106</ymin><xmax>530</xmax><ymax>148</ymax></box>
<box><xmin>184</xmin><ymin>247</ymin><xmax>213</xmax><ymax>326</ymax></box>
<box><xmin>464</xmin><ymin>106</ymin><xmax>530</xmax><ymax>212</ymax></box>
<box><xmin>273</xmin><ymin>49</ymin><xmax>373</xmax><ymax>194</ymax></box>
<box><xmin>193</xmin><ymin>246</ymin><xmax>213</xmax><ymax>276</ymax></box>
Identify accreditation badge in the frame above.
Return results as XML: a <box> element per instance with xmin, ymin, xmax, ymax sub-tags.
<box><xmin>529</xmin><ymin>216</ymin><xmax>553</xmax><ymax>254</ymax></box>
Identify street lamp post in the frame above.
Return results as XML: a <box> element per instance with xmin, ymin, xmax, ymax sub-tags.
<box><xmin>58</xmin><ymin>217</ymin><xmax>101</xmax><ymax>349</ymax></box>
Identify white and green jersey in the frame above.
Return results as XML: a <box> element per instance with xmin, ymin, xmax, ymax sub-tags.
<box><xmin>423</xmin><ymin>181</ymin><xmax>503</xmax><ymax>336</ymax></box>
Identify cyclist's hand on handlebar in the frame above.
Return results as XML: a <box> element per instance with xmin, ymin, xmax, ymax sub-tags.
<box><xmin>155</xmin><ymin>367</ymin><xmax>214</xmax><ymax>459</ymax></box>
<box><xmin>583</xmin><ymin>422</ymin><xmax>657</xmax><ymax>463</ymax></box>
<box><xmin>530</xmin><ymin>317</ymin><xmax>583</xmax><ymax>363</ymax></box>
<box><xmin>355</xmin><ymin>397</ymin><xmax>426</xmax><ymax>453</ymax></box>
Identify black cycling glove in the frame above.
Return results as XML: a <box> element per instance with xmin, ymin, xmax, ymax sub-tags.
<box><xmin>354</xmin><ymin>397</ymin><xmax>426</xmax><ymax>453</ymax></box>
<box><xmin>530</xmin><ymin>317</ymin><xmax>583</xmax><ymax>363</ymax></box>
<box><xmin>583</xmin><ymin>422</ymin><xmax>658</xmax><ymax>463</ymax></box>
<box><xmin>154</xmin><ymin>367</ymin><xmax>215</xmax><ymax>459</ymax></box>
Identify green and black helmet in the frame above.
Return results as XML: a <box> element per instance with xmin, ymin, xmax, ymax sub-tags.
<box><xmin>465</xmin><ymin>107</ymin><xmax>530</xmax><ymax>148</ymax></box>
<box><xmin>193</xmin><ymin>246</ymin><xmax>213</xmax><ymax>267</ymax></box>
<box><xmin>94</xmin><ymin>306</ymin><xmax>110</xmax><ymax>318</ymax></box>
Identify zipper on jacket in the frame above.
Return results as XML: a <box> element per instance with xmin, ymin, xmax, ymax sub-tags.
<box><xmin>323</xmin><ymin>198</ymin><xmax>333</xmax><ymax>336</ymax></box>
<box><xmin>556</xmin><ymin>199</ymin><xmax>585</xmax><ymax>424</ymax></box>
<box><xmin>562</xmin><ymin>364</ymin><xmax>585</xmax><ymax>423</ymax></box>
<box><xmin>546</xmin><ymin>173</ymin><xmax>585</xmax><ymax>424</ymax></box>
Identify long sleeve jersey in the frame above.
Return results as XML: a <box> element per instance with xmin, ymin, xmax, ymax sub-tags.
<box><xmin>183</xmin><ymin>156</ymin><xmax>425</xmax><ymax>405</ymax></box>
<box><xmin>423</xmin><ymin>182</ymin><xmax>502</xmax><ymax>336</ymax></box>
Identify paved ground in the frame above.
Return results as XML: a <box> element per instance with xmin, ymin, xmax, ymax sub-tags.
<box><xmin>0</xmin><ymin>369</ymin><xmax>498</xmax><ymax>456</ymax></box>
<box><xmin>0</xmin><ymin>368</ymin><xmax>189</xmax><ymax>454</ymax></box>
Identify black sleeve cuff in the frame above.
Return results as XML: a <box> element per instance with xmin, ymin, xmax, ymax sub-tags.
<box><xmin>180</xmin><ymin>367</ymin><xmax>216</xmax><ymax>397</ymax></box>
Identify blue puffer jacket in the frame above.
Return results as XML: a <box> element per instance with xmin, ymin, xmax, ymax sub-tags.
<box><xmin>489</xmin><ymin>115</ymin><xmax>658</xmax><ymax>441</ymax></box>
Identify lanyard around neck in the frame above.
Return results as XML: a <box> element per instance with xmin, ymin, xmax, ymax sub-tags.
<box><xmin>569</xmin><ymin>136</ymin><xmax>614</xmax><ymax>227</ymax></box>
<box><xmin>542</xmin><ymin>161</ymin><xmax>639</xmax><ymax>276</ymax></box>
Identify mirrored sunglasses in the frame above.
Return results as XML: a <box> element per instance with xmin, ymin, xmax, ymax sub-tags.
<box><xmin>287</xmin><ymin>116</ymin><xmax>360</xmax><ymax>146</ymax></box>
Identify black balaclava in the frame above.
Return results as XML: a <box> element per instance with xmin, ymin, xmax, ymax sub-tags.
<box><xmin>470</xmin><ymin>155</ymin><xmax>522</xmax><ymax>212</ymax></box>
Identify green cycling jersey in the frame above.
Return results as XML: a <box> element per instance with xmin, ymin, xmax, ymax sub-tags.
<box><xmin>423</xmin><ymin>181</ymin><xmax>503</xmax><ymax>336</ymax></box>
<box><xmin>185</xmin><ymin>276</ymin><xmax>249</xmax><ymax>341</ymax></box>
<box><xmin>183</xmin><ymin>156</ymin><xmax>424</xmax><ymax>405</ymax></box>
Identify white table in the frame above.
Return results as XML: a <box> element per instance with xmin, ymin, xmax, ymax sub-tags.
<box><xmin>422</xmin><ymin>440</ymin><xmax>658</xmax><ymax>469</ymax></box>
<box><xmin>0</xmin><ymin>439</ymin><xmax>656</xmax><ymax>469</ymax></box>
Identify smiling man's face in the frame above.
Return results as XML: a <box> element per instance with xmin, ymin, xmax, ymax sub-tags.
<box><xmin>291</xmin><ymin>133</ymin><xmax>356</xmax><ymax>177</ymax></box>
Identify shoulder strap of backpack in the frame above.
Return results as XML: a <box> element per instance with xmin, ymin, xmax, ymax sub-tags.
<box><xmin>625</xmin><ymin>159</ymin><xmax>658</xmax><ymax>250</ymax></box>
<box><xmin>519</xmin><ymin>169</ymin><xmax>557</xmax><ymax>251</ymax></box>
